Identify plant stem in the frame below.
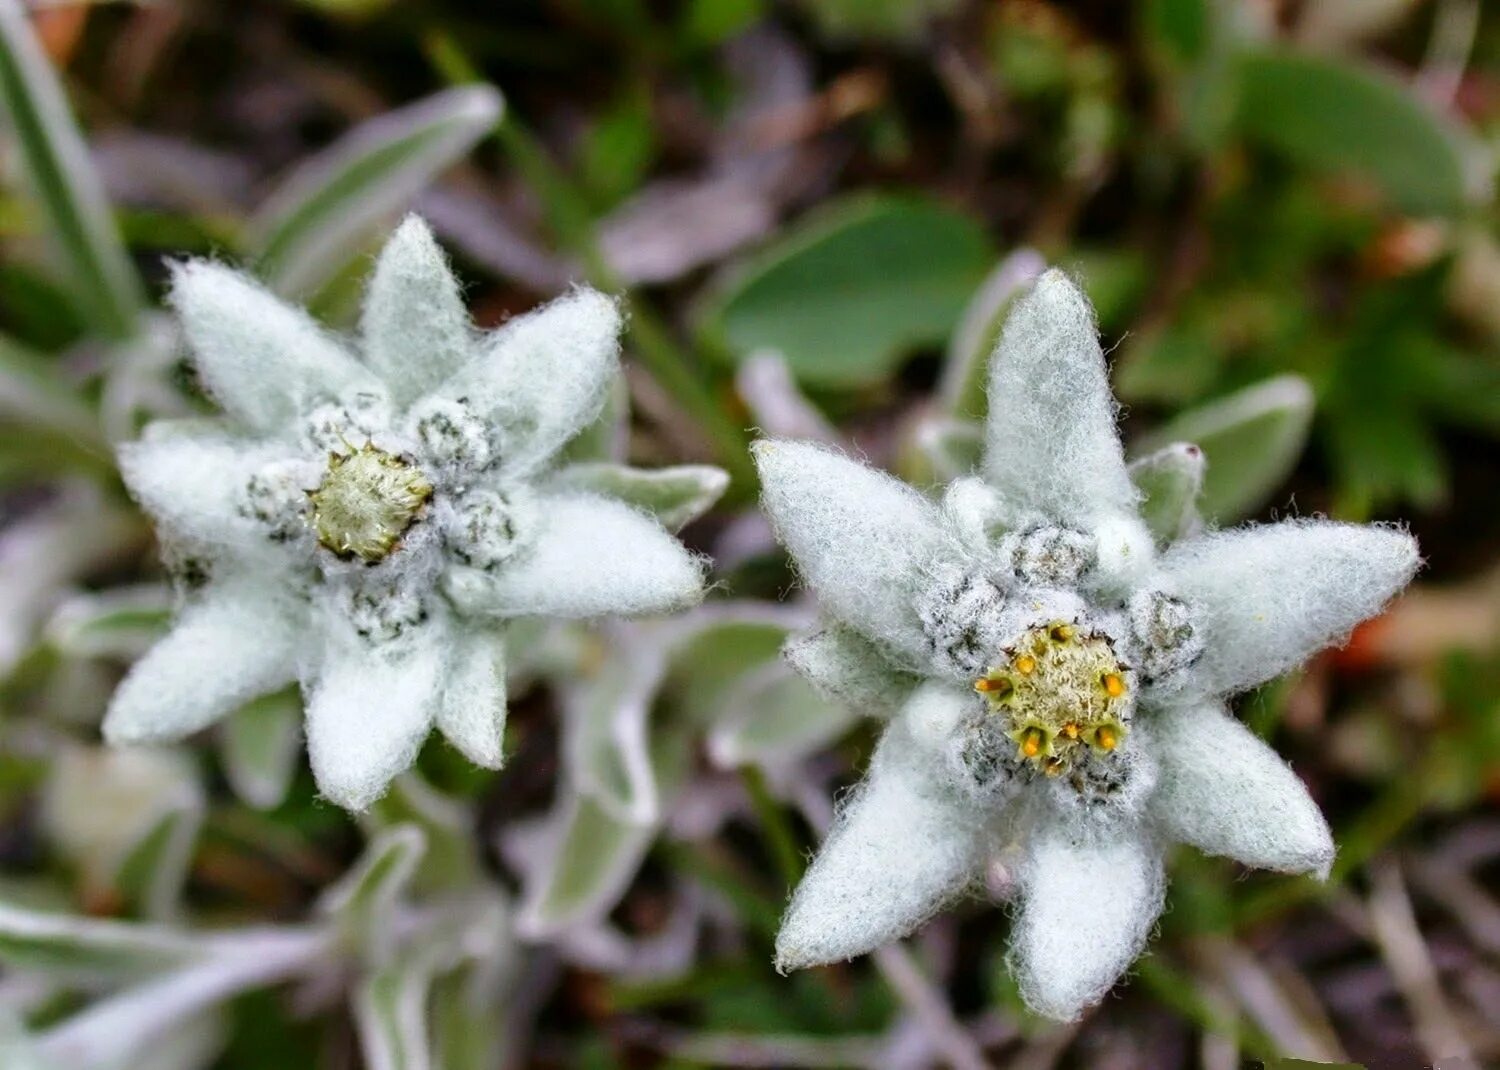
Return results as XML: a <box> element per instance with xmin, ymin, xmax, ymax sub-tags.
<box><xmin>740</xmin><ymin>764</ymin><xmax>806</xmax><ymax>893</ymax></box>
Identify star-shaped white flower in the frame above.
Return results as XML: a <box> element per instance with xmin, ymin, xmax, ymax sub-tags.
<box><xmin>753</xmin><ymin>269</ymin><xmax>1419</xmax><ymax>1021</ymax></box>
<box><xmin>104</xmin><ymin>217</ymin><xmax>709</xmax><ymax>811</ymax></box>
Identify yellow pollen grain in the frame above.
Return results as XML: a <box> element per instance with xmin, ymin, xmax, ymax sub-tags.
<box><xmin>1102</xmin><ymin>673</ymin><xmax>1125</xmax><ymax>698</ymax></box>
<box><xmin>1015</xmin><ymin>654</ymin><xmax>1037</xmax><ymax>675</ymax></box>
<box><xmin>1061</xmin><ymin>722</ymin><xmax>1080</xmax><ymax>740</ymax></box>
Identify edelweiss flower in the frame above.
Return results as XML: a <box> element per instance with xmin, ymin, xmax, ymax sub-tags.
<box><xmin>754</xmin><ymin>270</ymin><xmax>1420</xmax><ymax>1020</ymax></box>
<box><xmin>104</xmin><ymin>217</ymin><xmax>709</xmax><ymax>811</ymax></box>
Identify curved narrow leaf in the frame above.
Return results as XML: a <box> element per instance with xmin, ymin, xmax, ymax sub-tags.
<box><xmin>561</xmin><ymin>641</ymin><xmax>668</xmax><ymax>826</ymax></box>
<box><xmin>0</xmin><ymin>335</ymin><xmax>108</xmax><ymax>457</ymax></box>
<box><xmin>44</xmin><ymin>584</ymin><xmax>170</xmax><ymax>662</ymax></box>
<box><xmin>514</xmin><ymin>794</ymin><xmax>655</xmax><ymax>939</ymax></box>
<box><xmin>1128</xmin><ymin>442</ymin><xmax>1205</xmax><ymax>548</ymax></box>
<box><xmin>0</xmin><ymin>0</ymin><xmax>143</xmax><ymax>339</ymax></box>
<box><xmin>1134</xmin><ymin>375</ymin><xmax>1314</xmax><ymax>522</ymax></box>
<box><xmin>548</xmin><ymin>463</ymin><xmax>729</xmax><ymax>530</ymax></box>
<box><xmin>707</xmin><ymin>664</ymin><xmax>857</xmax><ymax>769</ymax></box>
<box><xmin>938</xmin><ymin>249</ymin><xmax>1046</xmax><ymax>420</ymax></box>
<box><xmin>0</xmin><ymin>903</ymin><xmax>201</xmax><ymax>983</ymax></box>
<box><xmin>112</xmin><ymin>803</ymin><xmax>203</xmax><ymax>924</ymax></box>
<box><xmin>1235</xmin><ymin>49</ymin><xmax>1488</xmax><ymax>217</ymax></box>
<box><xmin>906</xmin><ymin>414</ymin><xmax>983</xmax><ymax>485</ymax></box>
<box><xmin>706</xmin><ymin>194</ymin><xmax>992</xmax><ymax>387</ymax></box>
<box><xmin>354</xmin><ymin>953</ymin><xmax>436</xmax><ymax>1070</ymax></box>
<box><xmin>320</xmin><ymin>825</ymin><xmax>426</xmax><ymax>960</ymax></box>
<box><xmin>220</xmin><ymin>687</ymin><xmax>303</xmax><ymax>812</ymax></box>
<box><xmin>251</xmin><ymin>85</ymin><xmax>504</xmax><ymax>297</ymax></box>
<box><xmin>365</xmin><ymin>775</ymin><xmax>483</xmax><ymax>894</ymax></box>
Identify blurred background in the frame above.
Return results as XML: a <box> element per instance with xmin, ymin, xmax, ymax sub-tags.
<box><xmin>0</xmin><ymin>0</ymin><xmax>1498</xmax><ymax>1067</ymax></box>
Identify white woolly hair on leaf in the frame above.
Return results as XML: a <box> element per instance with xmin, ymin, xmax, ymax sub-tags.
<box><xmin>103</xmin><ymin>577</ymin><xmax>303</xmax><ymax>744</ymax></box>
<box><xmin>1147</xmin><ymin>701</ymin><xmax>1334</xmax><ymax>877</ymax></box>
<box><xmin>900</xmin><ymin>678</ymin><xmax>990</xmax><ymax>757</ymax></box>
<box><xmin>441</xmin><ymin>493</ymin><xmax>706</xmax><ymax>621</ymax></box>
<box><xmin>782</xmin><ymin>622</ymin><xmax>919</xmax><ymax>719</ymax></box>
<box><xmin>437</xmin><ymin>287</ymin><xmax>622</xmax><ymax>476</ymax></box>
<box><xmin>753</xmin><ymin>439</ymin><xmax>957</xmax><ymax>666</ymax></box>
<box><xmin>1087</xmin><ymin>512</ymin><xmax>1156</xmax><ymax>597</ymax></box>
<box><xmin>1160</xmin><ymin>520</ymin><xmax>1420</xmax><ymax>696</ymax></box>
<box><xmin>1009</xmin><ymin>822</ymin><xmax>1166</xmax><ymax>1021</ymax></box>
<box><xmin>117</xmin><ymin>422</ymin><xmax>297</xmax><ymax>562</ymax></box>
<box><xmin>775</xmin><ymin>712</ymin><xmax>982</xmax><ymax>972</ymax></box>
<box><xmin>361</xmin><ymin>215</ymin><xmax>475</xmax><ymax>408</ymax></box>
<box><xmin>168</xmin><ymin>260</ymin><xmax>375</xmax><ymax>432</ymax></box>
<box><xmin>304</xmin><ymin>610</ymin><xmax>448</xmax><ymax>812</ymax></box>
<box><xmin>435</xmin><ymin>625</ymin><xmax>508</xmax><ymax>769</ymax></box>
<box><xmin>983</xmin><ymin>269</ymin><xmax>1137</xmax><ymax>530</ymax></box>
<box><xmin>941</xmin><ymin>475</ymin><xmax>1008</xmax><ymax>557</ymax></box>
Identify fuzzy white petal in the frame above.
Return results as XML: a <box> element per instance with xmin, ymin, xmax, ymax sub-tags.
<box><xmin>103</xmin><ymin>581</ymin><xmax>301</xmax><ymax>743</ymax></box>
<box><xmin>1161</xmin><ymin>520</ymin><xmax>1420</xmax><ymax>696</ymax></box>
<box><xmin>361</xmin><ymin>216</ymin><xmax>474</xmax><ymax>407</ymax></box>
<box><xmin>1010</xmin><ymin>824</ymin><xmax>1165</xmax><ymax>1021</ymax></box>
<box><xmin>1149</xmin><ymin>702</ymin><xmax>1334</xmax><ymax>876</ymax></box>
<box><xmin>305</xmin><ymin>621</ymin><xmax>446</xmax><ymax>811</ymax></box>
<box><xmin>169</xmin><ymin>261</ymin><xmax>375</xmax><ymax>431</ymax></box>
<box><xmin>775</xmin><ymin>712</ymin><xmax>980</xmax><ymax>971</ymax></box>
<box><xmin>435</xmin><ymin>625</ymin><xmax>507</xmax><ymax>769</ymax></box>
<box><xmin>443</xmin><ymin>493</ymin><xmax>704</xmax><ymax>620</ymax></box>
<box><xmin>438</xmin><ymin>288</ymin><xmax>621</xmax><ymax>474</ymax></box>
<box><xmin>753</xmin><ymin>440</ymin><xmax>954</xmax><ymax>664</ymax></box>
<box><xmin>782</xmin><ymin>623</ymin><xmax>918</xmax><ymax>719</ymax></box>
<box><xmin>118</xmin><ymin>421</ymin><xmax>289</xmax><ymax>556</ymax></box>
<box><xmin>983</xmin><ymin>269</ymin><xmax>1136</xmax><ymax>528</ymax></box>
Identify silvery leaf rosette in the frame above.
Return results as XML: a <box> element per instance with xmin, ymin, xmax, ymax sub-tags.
<box><xmin>753</xmin><ymin>270</ymin><xmax>1420</xmax><ymax>1020</ymax></box>
<box><xmin>103</xmin><ymin>217</ymin><xmax>712</xmax><ymax>811</ymax></box>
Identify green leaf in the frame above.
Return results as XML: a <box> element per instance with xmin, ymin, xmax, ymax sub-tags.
<box><xmin>219</xmin><ymin>687</ymin><xmax>303</xmax><ymax>812</ymax></box>
<box><xmin>561</xmin><ymin>641</ymin><xmax>668</xmax><ymax>826</ymax></box>
<box><xmin>44</xmin><ymin>584</ymin><xmax>170</xmax><ymax>661</ymax></box>
<box><xmin>558</xmin><ymin>374</ymin><xmax>629</xmax><ymax>465</ymax></box>
<box><xmin>548</xmin><ymin>463</ymin><xmax>730</xmax><ymax>530</ymax></box>
<box><xmin>1234</xmin><ymin>49</ymin><xmax>1486</xmax><ymax>217</ymax></box>
<box><xmin>937</xmin><ymin>250</ymin><xmax>1045</xmax><ymax>420</ymax></box>
<box><xmin>353</xmin><ymin>952</ymin><xmax>436</xmax><ymax>1070</ymax></box>
<box><xmin>113</xmin><ymin>802</ymin><xmax>203</xmax><ymax>922</ymax></box>
<box><xmin>904</xmin><ymin>415</ymin><xmax>983</xmax><ymax>486</ymax></box>
<box><xmin>1128</xmin><ymin>442</ymin><xmax>1205</xmax><ymax>548</ymax></box>
<box><xmin>320</xmin><ymin>825</ymin><xmax>426</xmax><ymax>960</ymax></box>
<box><xmin>1325</xmin><ymin>400</ymin><xmax>1448</xmax><ymax>517</ymax></box>
<box><xmin>662</xmin><ymin>610</ymin><xmax>796</xmax><ymax>730</ymax></box>
<box><xmin>250</xmin><ymin>85</ymin><xmax>504</xmax><ymax>297</ymax></box>
<box><xmin>1143</xmin><ymin>0</ymin><xmax>1210</xmax><ymax>64</ymax></box>
<box><xmin>0</xmin><ymin>0</ymin><xmax>144</xmax><ymax>339</ymax></box>
<box><xmin>707</xmin><ymin>666</ymin><xmax>856</xmax><ymax>769</ymax></box>
<box><xmin>514</xmin><ymin>793</ymin><xmax>655</xmax><ymax>938</ymax></box>
<box><xmin>706</xmin><ymin>194</ymin><xmax>992</xmax><ymax>387</ymax></box>
<box><xmin>1135</xmin><ymin>375</ymin><xmax>1313</xmax><ymax>522</ymax></box>
<box><xmin>0</xmin><ymin>334</ymin><xmax>108</xmax><ymax>455</ymax></box>
<box><xmin>0</xmin><ymin>902</ymin><xmax>200</xmax><ymax>982</ymax></box>
<box><xmin>365</xmin><ymin>775</ymin><xmax>483</xmax><ymax>894</ymax></box>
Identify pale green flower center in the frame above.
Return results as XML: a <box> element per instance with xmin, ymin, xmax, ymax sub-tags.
<box><xmin>309</xmin><ymin>444</ymin><xmax>433</xmax><ymax>562</ymax></box>
<box><xmin>974</xmin><ymin>623</ymin><xmax>1129</xmax><ymax>776</ymax></box>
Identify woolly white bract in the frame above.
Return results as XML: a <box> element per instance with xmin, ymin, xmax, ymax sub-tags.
<box><xmin>104</xmin><ymin>217</ymin><xmax>710</xmax><ymax>811</ymax></box>
<box><xmin>755</xmin><ymin>269</ymin><xmax>1420</xmax><ymax>1021</ymax></box>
